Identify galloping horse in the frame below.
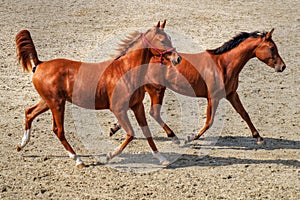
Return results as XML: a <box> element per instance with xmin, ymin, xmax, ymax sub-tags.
<box><xmin>15</xmin><ymin>20</ymin><xmax>181</xmax><ymax>167</ymax></box>
<box><xmin>111</xmin><ymin>29</ymin><xmax>286</xmax><ymax>145</ymax></box>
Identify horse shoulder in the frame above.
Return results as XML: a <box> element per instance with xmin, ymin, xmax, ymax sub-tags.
<box><xmin>196</xmin><ymin>53</ymin><xmax>226</xmax><ymax>98</ymax></box>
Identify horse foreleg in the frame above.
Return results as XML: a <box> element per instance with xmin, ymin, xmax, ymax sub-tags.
<box><xmin>146</xmin><ymin>85</ymin><xmax>179</xmax><ymax>144</ymax></box>
<box><xmin>226</xmin><ymin>92</ymin><xmax>264</xmax><ymax>145</ymax></box>
<box><xmin>50</xmin><ymin>101</ymin><xmax>84</xmax><ymax>168</ymax></box>
<box><xmin>186</xmin><ymin>98</ymin><xmax>219</xmax><ymax>143</ymax></box>
<box><xmin>132</xmin><ymin>102</ymin><xmax>169</xmax><ymax>166</ymax></box>
<box><xmin>17</xmin><ymin>99</ymin><xmax>49</xmax><ymax>151</ymax></box>
<box><xmin>107</xmin><ymin>111</ymin><xmax>135</xmax><ymax>162</ymax></box>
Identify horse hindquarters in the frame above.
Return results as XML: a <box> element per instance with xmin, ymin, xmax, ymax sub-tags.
<box><xmin>28</xmin><ymin>61</ymin><xmax>85</xmax><ymax>167</ymax></box>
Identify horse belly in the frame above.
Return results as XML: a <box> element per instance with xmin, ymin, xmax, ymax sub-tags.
<box><xmin>69</xmin><ymin>62</ymin><xmax>111</xmax><ymax>110</ymax></box>
<box><xmin>71</xmin><ymin>84</ymin><xmax>109</xmax><ymax>110</ymax></box>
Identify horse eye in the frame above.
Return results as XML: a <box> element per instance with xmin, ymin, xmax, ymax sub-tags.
<box><xmin>157</xmin><ymin>35</ymin><xmax>165</xmax><ymax>41</ymax></box>
<box><xmin>270</xmin><ymin>47</ymin><xmax>275</xmax><ymax>53</ymax></box>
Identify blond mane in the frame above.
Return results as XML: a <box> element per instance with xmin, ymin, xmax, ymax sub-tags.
<box><xmin>111</xmin><ymin>31</ymin><xmax>142</xmax><ymax>59</ymax></box>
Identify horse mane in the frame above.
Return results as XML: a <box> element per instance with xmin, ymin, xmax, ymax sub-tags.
<box><xmin>111</xmin><ymin>30</ymin><xmax>144</xmax><ymax>60</ymax></box>
<box><xmin>207</xmin><ymin>31</ymin><xmax>267</xmax><ymax>55</ymax></box>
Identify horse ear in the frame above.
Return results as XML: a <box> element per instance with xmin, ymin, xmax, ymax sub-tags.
<box><xmin>266</xmin><ymin>28</ymin><xmax>275</xmax><ymax>40</ymax></box>
<box><xmin>160</xmin><ymin>19</ymin><xmax>167</xmax><ymax>29</ymax></box>
<box><xmin>156</xmin><ymin>21</ymin><xmax>161</xmax><ymax>28</ymax></box>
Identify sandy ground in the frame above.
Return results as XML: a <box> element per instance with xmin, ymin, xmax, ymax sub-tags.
<box><xmin>0</xmin><ymin>0</ymin><xmax>299</xmax><ymax>199</ymax></box>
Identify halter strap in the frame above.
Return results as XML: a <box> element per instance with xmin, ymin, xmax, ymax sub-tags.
<box><xmin>142</xmin><ymin>33</ymin><xmax>175</xmax><ymax>64</ymax></box>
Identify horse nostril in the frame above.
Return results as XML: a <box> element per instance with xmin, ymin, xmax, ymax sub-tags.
<box><xmin>282</xmin><ymin>65</ymin><xmax>286</xmax><ymax>71</ymax></box>
<box><xmin>177</xmin><ymin>56</ymin><xmax>182</xmax><ymax>64</ymax></box>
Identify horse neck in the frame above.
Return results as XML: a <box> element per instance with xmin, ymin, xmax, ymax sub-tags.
<box><xmin>158</xmin><ymin>53</ymin><xmax>205</xmax><ymax>96</ymax></box>
<box><xmin>127</xmin><ymin>48</ymin><xmax>150</xmax><ymax>65</ymax></box>
<box><xmin>217</xmin><ymin>38</ymin><xmax>262</xmax><ymax>78</ymax></box>
<box><xmin>117</xmin><ymin>40</ymin><xmax>151</xmax><ymax>70</ymax></box>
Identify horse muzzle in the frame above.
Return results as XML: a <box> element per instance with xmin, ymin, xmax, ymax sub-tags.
<box><xmin>275</xmin><ymin>64</ymin><xmax>286</xmax><ymax>72</ymax></box>
<box><xmin>171</xmin><ymin>55</ymin><xmax>182</xmax><ymax>66</ymax></box>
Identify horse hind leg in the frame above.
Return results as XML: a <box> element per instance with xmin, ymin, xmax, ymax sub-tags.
<box><xmin>185</xmin><ymin>98</ymin><xmax>219</xmax><ymax>143</ymax></box>
<box><xmin>50</xmin><ymin>100</ymin><xmax>84</xmax><ymax>168</ymax></box>
<box><xmin>16</xmin><ymin>99</ymin><xmax>49</xmax><ymax>151</ymax></box>
<box><xmin>149</xmin><ymin>104</ymin><xmax>179</xmax><ymax>145</ymax></box>
<box><xmin>147</xmin><ymin>85</ymin><xmax>179</xmax><ymax>144</ymax></box>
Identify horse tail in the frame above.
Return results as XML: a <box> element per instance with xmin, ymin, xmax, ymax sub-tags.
<box><xmin>15</xmin><ymin>30</ymin><xmax>41</xmax><ymax>73</ymax></box>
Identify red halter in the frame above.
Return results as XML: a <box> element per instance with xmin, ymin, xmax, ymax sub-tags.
<box><xmin>142</xmin><ymin>33</ymin><xmax>175</xmax><ymax>64</ymax></box>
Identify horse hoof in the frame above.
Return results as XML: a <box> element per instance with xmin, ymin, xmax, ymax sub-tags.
<box><xmin>109</xmin><ymin>129</ymin><xmax>115</xmax><ymax>137</ymax></box>
<box><xmin>257</xmin><ymin>140</ymin><xmax>265</xmax><ymax>145</ymax></box>
<box><xmin>106</xmin><ymin>152</ymin><xmax>112</xmax><ymax>163</ymax></box>
<box><xmin>172</xmin><ymin>136</ymin><xmax>180</xmax><ymax>145</ymax></box>
<box><xmin>16</xmin><ymin>145</ymin><xmax>22</xmax><ymax>152</ymax></box>
<box><xmin>109</xmin><ymin>124</ymin><xmax>121</xmax><ymax>136</ymax></box>
<box><xmin>161</xmin><ymin>159</ymin><xmax>170</xmax><ymax>166</ymax></box>
<box><xmin>76</xmin><ymin>163</ymin><xmax>85</xmax><ymax>169</ymax></box>
<box><xmin>184</xmin><ymin>136</ymin><xmax>192</xmax><ymax>144</ymax></box>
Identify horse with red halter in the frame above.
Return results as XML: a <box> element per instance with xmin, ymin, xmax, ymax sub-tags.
<box><xmin>15</xmin><ymin>20</ymin><xmax>181</xmax><ymax>168</ymax></box>
<box><xmin>111</xmin><ymin>29</ymin><xmax>286</xmax><ymax>145</ymax></box>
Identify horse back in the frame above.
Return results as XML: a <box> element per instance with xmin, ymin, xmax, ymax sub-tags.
<box><xmin>32</xmin><ymin>58</ymin><xmax>111</xmax><ymax>109</ymax></box>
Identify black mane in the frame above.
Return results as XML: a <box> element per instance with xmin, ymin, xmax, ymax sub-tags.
<box><xmin>207</xmin><ymin>31</ymin><xmax>267</xmax><ymax>55</ymax></box>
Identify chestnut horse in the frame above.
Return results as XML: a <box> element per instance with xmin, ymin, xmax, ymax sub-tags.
<box><xmin>111</xmin><ymin>29</ymin><xmax>286</xmax><ymax>145</ymax></box>
<box><xmin>15</xmin><ymin>20</ymin><xmax>181</xmax><ymax>168</ymax></box>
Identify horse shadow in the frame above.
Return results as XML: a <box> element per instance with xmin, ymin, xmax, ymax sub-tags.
<box><xmin>166</xmin><ymin>153</ymin><xmax>300</xmax><ymax>169</ymax></box>
<box><xmin>169</xmin><ymin>135</ymin><xmax>300</xmax><ymax>169</ymax></box>
<box><xmin>23</xmin><ymin>136</ymin><xmax>300</xmax><ymax>169</ymax></box>
<box><xmin>191</xmin><ymin>135</ymin><xmax>300</xmax><ymax>150</ymax></box>
<box><xmin>99</xmin><ymin>135</ymin><xmax>300</xmax><ymax>169</ymax></box>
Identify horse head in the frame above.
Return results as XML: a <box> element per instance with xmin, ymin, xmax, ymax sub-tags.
<box><xmin>254</xmin><ymin>29</ymin><xmax>286</xmax><ymax>72</ymax></box>
<box><xmin>142</xmin><ymin>20</ymin><xmax>182</xmax><ymax>66</ymax></box>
